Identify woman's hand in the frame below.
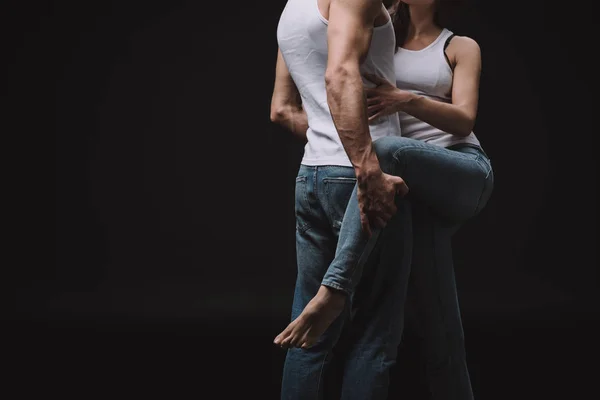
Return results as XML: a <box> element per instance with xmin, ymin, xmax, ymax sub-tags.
<box><xmin>363</xmin><ymin>73</ymin><xmax>412</xmax><ymax>122</ymax></box>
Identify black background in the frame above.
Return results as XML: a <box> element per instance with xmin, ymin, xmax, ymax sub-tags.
<box><xmin>6</xmin><ymin>0</ymin><xmax>598</xmax><ymax>398</ymax></box>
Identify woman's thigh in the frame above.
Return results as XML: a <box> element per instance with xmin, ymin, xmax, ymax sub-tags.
<box><xmin>373</xmin><ymin>136</ymin><xmax>493</xmax><ymax>223</ymax></box>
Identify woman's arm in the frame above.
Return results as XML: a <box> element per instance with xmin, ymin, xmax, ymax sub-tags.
<box><xmin>365</xmin><ymin>36</ymin><xmax>482</xmax><ymax>137</ymax></box>
<box><xmin>270</xmin><ymin>49</ymin><xmax>308</xmax><ymax>143</ymax></box>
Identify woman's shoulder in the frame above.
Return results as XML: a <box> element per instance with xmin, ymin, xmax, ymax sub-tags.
<box><xmin>447</xmin><ymin>34</ymin><xmax>481</xmax><ymax>56</ymax></box>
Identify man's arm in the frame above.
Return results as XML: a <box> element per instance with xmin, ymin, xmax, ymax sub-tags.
<box><xmin>326</xmin><ymin>0</ymin><xmax>408</xmax><ymax>234</ymax></box>
<box><xmin>270</xmin><ymin>49</ymin><xmax>308</xmax><ymax>143</ymax></box>
<box><xmin>325</xmin><ymin>0</ymin><xmax>382</xmax><ymax>182</ymax></box>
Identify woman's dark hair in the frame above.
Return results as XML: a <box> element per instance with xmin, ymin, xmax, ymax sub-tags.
<box><xmin>391</xmin><ymin>0</ymin><xmax>466</xmax><ymax>50</ymax></box>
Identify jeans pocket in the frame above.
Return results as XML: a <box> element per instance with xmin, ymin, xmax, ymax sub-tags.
<box><xmin>324</xmin><ymin>177</ymin><xmax>357</xmax><ymax>230</ymax></box>
<box><xmin>295</xmin><ymin>176</ymin><xmax>310</xmax><ymax>233</ymax></box>
<box><xmin>473</xmin><ymin>157</ymin><xmax>494</xmax><ymax>216</ymax></box>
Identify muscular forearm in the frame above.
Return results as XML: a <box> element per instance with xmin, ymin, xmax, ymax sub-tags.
<box><xmin>400</xmin><ymin>92</ymin><xmax>475</xmax><ymax>137</ymax></box>
<box><xmin>326</xmin><ymin>67</ymin><xmax>380</xmax><ymax>180</ymax></box>
<box><xmin>271</xmin><ymin>47</ymin><xmax>308</xmax><ymax>142</ymax></box>
<box><xmin>271</xmin><ymin>105</ymin><xmax>308</xmax><ymax>143</ymax></box>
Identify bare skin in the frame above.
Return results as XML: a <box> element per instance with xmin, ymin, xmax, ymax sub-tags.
<box><xmin>274</xmin><ymin>285</ymin><xmax>347</xmax><ymax>349</ymax></box>
<box><xmin>270</xmin><ymin>49</ymin><xmax>309</xmax><ymax>143</ymax></box>
<box><xmin>273</xmin><ymin>0</ymin><xmax>409</xmax><ymax>350</ymax></box>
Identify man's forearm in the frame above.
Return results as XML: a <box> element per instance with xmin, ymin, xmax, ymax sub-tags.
<box><xmin>270</xmin><ymin>48</ymin><xmax>308</xmax><ymax>142</ymax></box>
<box><xmin>288</xmin><ymin>108</ymin><xmax>309</xmax><ymax>142</ymax></box>
<box><xmin>326</xmin><ymin>68</ymin><xmax>381</xmax><ymax>181</ymax></box>
<box><xmin>272</xmin><ymin>105</ymin><xmax>308</xmax><ymax>143</ymax></box>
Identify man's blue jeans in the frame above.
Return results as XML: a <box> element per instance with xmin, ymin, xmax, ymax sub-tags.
<box><xmin>281</xmin><ymin>164</ymin><xmax>413</xmax><ymax>400</ymax></box>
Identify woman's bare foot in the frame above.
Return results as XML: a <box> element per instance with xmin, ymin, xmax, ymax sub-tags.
<box><xmin>273</xmin><ymin>285</ymin><xmax>346</xmax><ymax>349</ymax></box>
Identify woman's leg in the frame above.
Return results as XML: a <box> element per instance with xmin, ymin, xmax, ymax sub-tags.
<box><xmin>334</xmin><ymin>138</ymin><xmax>492</xmax><ymax>398</ymax></box>
<box><xmin>323</xmin><ymin>136</ymin><xmax>493</xmax><ymax>294</ymax></box>
<box><xmin>408</xmin><ymin>203</ymin><xmax>474</xmax><ymax>400</ymax></box>
<box><xmin>338</xmin><ymin>202</ymin><xmax>477</xmax><ymax>400</ymax></box>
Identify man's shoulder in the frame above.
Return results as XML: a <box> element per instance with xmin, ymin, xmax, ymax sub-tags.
<box><xmin>330</xmin><ymin>0</ymin><xmax>383</xmax><ymax>14</ymax></box>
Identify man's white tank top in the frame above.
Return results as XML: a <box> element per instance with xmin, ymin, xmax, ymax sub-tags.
<box><xmin>394</xmin><ymin>28</ymin><xmax>481</xmax><ymax>148</ymax></box>
<box><xmin>277</xmin><ymin>0</ymin><xmax>401</xmax><ymax>167</ymax></box>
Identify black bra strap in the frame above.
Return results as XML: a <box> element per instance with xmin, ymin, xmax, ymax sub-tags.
<box><xmin>444</xmin><ymin>33</ymin><xmax>456</xmax><ymax>50</ymax></box>
<box><xmin>443</xmin><ymin>33</ymin><xmax>456</xmax><ymax>70</ymax></box>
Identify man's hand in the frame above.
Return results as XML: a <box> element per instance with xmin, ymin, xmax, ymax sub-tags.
<box><xmin>358</xmin><ymin>169</ymin><xmax>409</xmax><ymax>236</ymax></box>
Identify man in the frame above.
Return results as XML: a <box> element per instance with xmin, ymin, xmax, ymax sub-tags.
<box><xmin>270</xmin><ymin>0</ymin><xmax>413</xmax><ymax>398</ymax></box>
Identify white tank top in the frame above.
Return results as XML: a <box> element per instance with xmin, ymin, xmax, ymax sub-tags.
<box><xmin>394</xmin><ymin>28</ymin><xmax>481</xmax><ymax>148</ymax></box>
<box><xmin>277</xmin><ymin>0</ymin><xmax>401</xmax><ymax>167</ymax></box>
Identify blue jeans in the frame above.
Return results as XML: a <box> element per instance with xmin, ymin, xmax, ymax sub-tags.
<box><xmin>323</xmin><ymin>137</ymin><xmax>493</xmax><ymax>399</ymax></box>
<box><xmin>282</xmin><ymin>137</ymin><xmax>493</xmax><ymax>399</ymax></box>
<box><xmin>407</xmin><ymin>202</ymin><xmax>476</xmax><ymax>400</ymax></box>
<box><xmin>281</xmin><ymin>165</ymin><xmax>413</xmax><ymax>400</ymax></box>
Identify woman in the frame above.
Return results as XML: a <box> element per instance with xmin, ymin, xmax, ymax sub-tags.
<box><xmin>275</xmin><ymin>0</ymin><xmax>492</xmax><ymax>398</ymax></box>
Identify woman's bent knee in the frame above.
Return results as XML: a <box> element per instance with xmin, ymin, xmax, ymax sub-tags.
<box><xmin>373</xmin><ymin>136</ymin><xmax>417</xmax><ymax>172</ymax></box>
